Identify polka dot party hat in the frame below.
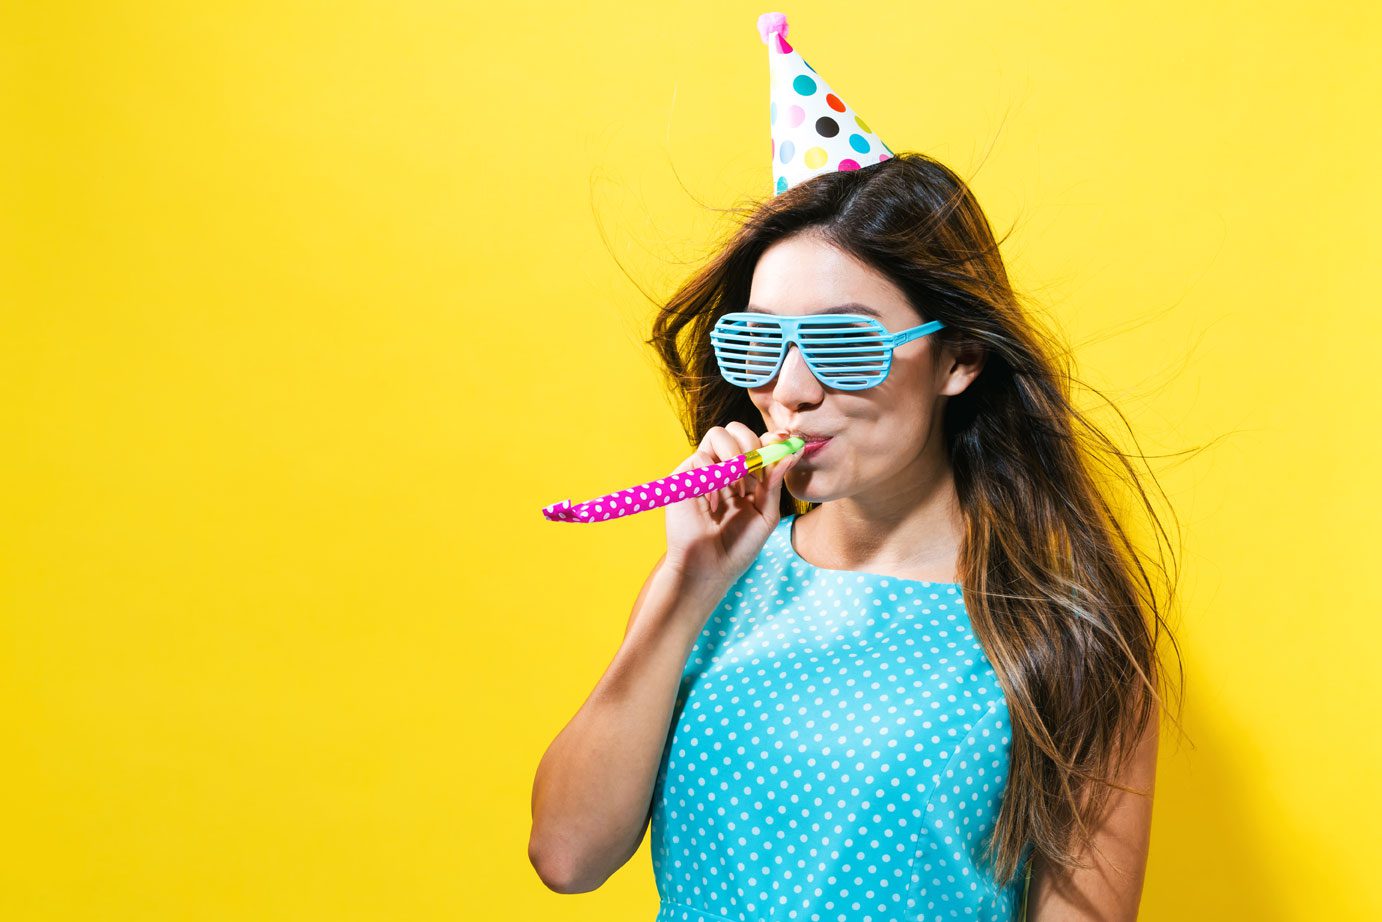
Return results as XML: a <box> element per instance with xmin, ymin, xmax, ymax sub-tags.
<box><xmin>759</xmin><ymin>11</ymin><xmax>894</xmax><ymax>196</ymax></box>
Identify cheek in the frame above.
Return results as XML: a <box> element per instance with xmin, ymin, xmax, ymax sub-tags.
<box><xmin>887</xmin><ymin>360</ymin><xmax>933</xmax><ymax>396</ymax></box>
<box><xmin>878</xmin><ymin>367</ymin><xmax>938</xmax><ymax>422</ymax></box>
<box><xmin>847</xmin><ymin>396</ymin><xmax>931</xmax><ymax>454</ymax></box>
<box><xmin>747</xmin><ymin>392</ymin><xmax>777</xmax><ymax>427</ymax></box>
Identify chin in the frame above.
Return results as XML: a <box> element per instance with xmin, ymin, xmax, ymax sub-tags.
<box><xmin>785</xmin><ymin>472</ymin><xmax>840</xmax><ymax>505</ymax></box>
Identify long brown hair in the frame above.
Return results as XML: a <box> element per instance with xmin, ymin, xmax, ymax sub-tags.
<box><xmin>643</xmin><ymin>151</ymin><xmax>1188</xmax><ymax>886</ymax></box>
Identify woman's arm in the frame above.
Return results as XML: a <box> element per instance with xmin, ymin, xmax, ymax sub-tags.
<box><xmin>1027</xmin><ymin>715</ymin><xmax>1160</xmax><ymax>920</ymax></box>
<box><xmin>527</xmin><ymin>557</ymin><xmax>730</xmax><ymax>894</ymax></box>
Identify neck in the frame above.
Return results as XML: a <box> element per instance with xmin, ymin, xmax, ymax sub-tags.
<box><xmin>799</xmin><ymin>444</ymin><xmax>964</xmax><ymax>583</ymax></box>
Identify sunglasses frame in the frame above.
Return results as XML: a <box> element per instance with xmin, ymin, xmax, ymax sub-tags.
<box><xmin>709</xmin><ymin>311</ymin><xmax>946</xmax><ymax>391</ymax></box>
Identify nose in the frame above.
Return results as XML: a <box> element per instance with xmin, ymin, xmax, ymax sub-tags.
<box><xmin>770</xmin><ymin>343</ymin><xmax>825</xmax><ymax>404</ymax></box>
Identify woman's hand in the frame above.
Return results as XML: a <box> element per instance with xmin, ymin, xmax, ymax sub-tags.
<box><xmin>662</xmin><ymin>422</ymin><xmax>801</xmax><ymax>590</ymax></box>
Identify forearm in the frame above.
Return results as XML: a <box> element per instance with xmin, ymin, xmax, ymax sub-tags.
<box><xmin>528</xmin><ymin>564</ymin><xmax>726</xmax><ymax>893</ymax></box>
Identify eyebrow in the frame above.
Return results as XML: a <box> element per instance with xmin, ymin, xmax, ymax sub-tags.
<box><xmin>744</xmin><ymin>303</ymin><xmax>885</xmax><ymax>319</ymax></box>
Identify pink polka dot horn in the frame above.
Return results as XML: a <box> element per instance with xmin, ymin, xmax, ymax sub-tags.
<box><xmin>541</xmin><ymin>437</ymin><xmax>806</xmax><ymax>523</ymax></box>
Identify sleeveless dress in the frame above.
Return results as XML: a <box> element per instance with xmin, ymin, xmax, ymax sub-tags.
<box><xmin>650</xmin><ymin>512</ymin><xmax>1033</xmax><ymax>921</ymax></box>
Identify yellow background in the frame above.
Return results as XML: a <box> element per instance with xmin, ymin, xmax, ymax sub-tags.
<box><xmin>3</xmin><ymin>2</ymin><xmax>1378</xmax><ymax>919</ymax></box>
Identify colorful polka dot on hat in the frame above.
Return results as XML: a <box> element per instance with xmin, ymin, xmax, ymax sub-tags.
<box><xmin>759</xmin><ymin>11</ymin><xmax>894</xmax><ymax>196</ymax></box>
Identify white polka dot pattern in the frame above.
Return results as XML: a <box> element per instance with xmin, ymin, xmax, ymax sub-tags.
<box><xmin>542</xmin><ymin>456</ymin><xmax>747</xmax><ymax>523</ymax></box>
<box><xmin>649</xmin><ymin>513</ymin><xmax>1031</xmax><ymax>921</ymax></box>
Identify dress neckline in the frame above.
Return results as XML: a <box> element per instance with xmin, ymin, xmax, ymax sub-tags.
<box><xmin>781</xmin><ymin>512</ymin><xmax>964</xmax><ymax>591</ymax></box>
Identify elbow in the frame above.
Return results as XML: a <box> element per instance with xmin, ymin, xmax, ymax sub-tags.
<box><xmin>528</xmin><ymin>835</ymin><xmax>607</xmax><ymax>895</ymax></box>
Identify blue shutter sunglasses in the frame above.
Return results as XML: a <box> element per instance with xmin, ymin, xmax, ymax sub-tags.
<box><xmin>710</xmin><ymin>311</ymin><xmax>945</xmax><ymax>391</ymax></box>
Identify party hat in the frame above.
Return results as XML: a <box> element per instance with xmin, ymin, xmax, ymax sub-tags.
<box><xmin>758</xmin><ymin>12</ymin><xmax>893</xmax><ymax>196</ymax></box>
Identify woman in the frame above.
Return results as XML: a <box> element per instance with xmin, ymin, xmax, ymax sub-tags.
<box><xmin>530</xmin><ymin>152</ymin><xmax>1185</xmax><ymax>921</ymax></box>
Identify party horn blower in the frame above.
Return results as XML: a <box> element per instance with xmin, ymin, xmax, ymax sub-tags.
<box><xmin>542</xmin><ymin>437</ymin><xmax>806</xmax><ymax>523</ymax></box>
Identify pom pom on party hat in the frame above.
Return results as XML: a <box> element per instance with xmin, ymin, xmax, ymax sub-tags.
<box><xmin>758</xmin><ymin>12</ymin><xmax>894</xmax><ymax>196</ymax></box>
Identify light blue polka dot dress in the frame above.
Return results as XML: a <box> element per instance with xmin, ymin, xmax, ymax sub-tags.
<box><xmin>651</xmin><ymin>512</ymin><xmax>1033</xmax><ymax>921</ymax></box>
